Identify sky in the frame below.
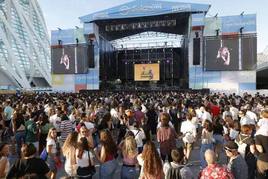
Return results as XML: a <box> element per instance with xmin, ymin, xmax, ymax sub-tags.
<box><xmin>38</xmin><ymin>0</ymin><xmax>268</xmax><ymax>53</ymax></box>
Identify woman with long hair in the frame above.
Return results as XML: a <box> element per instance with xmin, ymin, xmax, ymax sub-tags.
<box><xmin>121</xmin><ymin>136</ymin><xmax>138</xmax><ymax>179</ymax></box>
<box><xmin>62</xmin><ymin>131</ymin><xmax>79</xmax><ymax>178</ymax></box>
<box><xmin>46</xmin><ymin>128</ymin><xmax>60</xmax><ymax>179</ymax></box>
<box><xmin>0</xmin><ymin>143</ymin><xmax>10</xmax><ymax>178</ymax></box>
<box><xmin>76</xmin><ymin>137</ymin><xmax>95</xmax><ymax>179</ymax></box>
<box><xmin>200</xmin><ymin>120</ymin><xmax>214</xmax><ymax>169</ymax></box>
<box><xmin>78</xmin><ymin>124</ymin><xmax>94</xmax><ymax>149</ymax></box>
<box><xmin>95</xmin><ymin>130</ymin><xmax>118</xmax><ymax>179</ymax></box>
<box><xmin>137</xmin><ymin>141</ymin><xmax>164</xmax><ymax>179</ymax></box>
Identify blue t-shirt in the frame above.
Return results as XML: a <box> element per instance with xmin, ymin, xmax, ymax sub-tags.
<box><xmin>4</xmin><ymin>106</ymin><xmax>13</xmax><ymax>121</ymax></box>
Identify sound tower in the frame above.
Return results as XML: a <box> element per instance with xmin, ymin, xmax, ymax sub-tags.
<box><xmin>193</xmin><ymin>38</ymin><xmax>200</xmax><ymax>65</ymax></box>
<box><xmin>87</xmin><ymin>43</ymin><xmax>95</xmax><ymax>68</ymax></box>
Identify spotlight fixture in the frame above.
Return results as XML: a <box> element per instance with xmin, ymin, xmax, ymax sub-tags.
<box><xmin>240</xmin><ymin>27</ymin><xmax>244</xmax><ymax>34</ymax></box>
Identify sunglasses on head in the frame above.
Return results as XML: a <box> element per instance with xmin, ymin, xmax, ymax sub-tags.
<box><xmin>224</xmin><ymin>147</ymin><xmax>234</xmax><ymax>152</ymax></box>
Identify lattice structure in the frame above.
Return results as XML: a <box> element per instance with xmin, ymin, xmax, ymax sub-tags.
<box><xmin>0</xmin><ymin>0</ymin><xmax>51</xmax><ymax>89</ymax></box>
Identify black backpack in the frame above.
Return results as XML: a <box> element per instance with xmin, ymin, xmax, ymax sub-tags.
<box><xmin>166</xmin><ymin>164</ymin><xmax>183</xmax><ymax>179</ymax></box>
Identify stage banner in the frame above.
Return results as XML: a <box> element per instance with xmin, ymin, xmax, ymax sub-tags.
<box><xmin>79</xmin><ymin>1</ymin><xmax>210</xmax><ymax>22</ymax></box>
<box><xmin>134</xmin><ymin>64</ymin><xmax>160</xmax><ymax>81</ymax></box>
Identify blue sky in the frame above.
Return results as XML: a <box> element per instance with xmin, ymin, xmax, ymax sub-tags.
<box><xmin>38</xmin><ymin>0</ymin><xmax>268</xmax><ymax>52</ymax></box>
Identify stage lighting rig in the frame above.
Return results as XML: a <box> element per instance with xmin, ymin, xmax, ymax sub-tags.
<box><xmin>240</xmin><ymin>27</ymin><xmax>244</xmax><ymax>34</ymax></box>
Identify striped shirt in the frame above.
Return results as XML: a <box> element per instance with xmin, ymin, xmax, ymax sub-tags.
<box><xmin>60</xmin><ymin>119</ymin><xmax>73</xmax><ymax>142</ymax></box>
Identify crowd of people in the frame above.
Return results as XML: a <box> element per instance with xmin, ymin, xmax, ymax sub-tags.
<box><xmin>0</xmin><ymin>91</ymin><xmax>267</xmax><ymax>179</ymax></box>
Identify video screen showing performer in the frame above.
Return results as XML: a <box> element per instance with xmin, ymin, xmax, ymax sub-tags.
<box><xmin>205</xmin><ymin>38</ymin><xmax>239</xmax><ymax>71</ymax></box>
<box><xmin>52</xmin><ymin>45</ymin><xmax>75</xmax><ymax>74</ymax></box>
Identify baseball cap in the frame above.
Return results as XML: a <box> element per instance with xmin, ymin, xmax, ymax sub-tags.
<box><xmin>224</xmin><ymin>141</ymin><xmax>238</xmax><ymax>151</ymax></box>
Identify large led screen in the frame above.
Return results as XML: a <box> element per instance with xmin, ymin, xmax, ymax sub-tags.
<box><xmin>205</xmin><ymin>38</ymin><xmax>239</xmax><ymax>71</ymax></box>
<box><xmin>134</xmin><ymin>64</ymin><xmax>160</xmax><ymax>81</ymax></box>
<box><xmin>76</xmin><ymin>45</ymin><xmax>89</xmax><ymax>74</ymax></box>
<box><xmin>52</xmin><ymin>45</ymin><xmax>88</xmax><ymax>74</ymax></box>
<box><xmin>242</xmin><ymin>36</ymin><xmax>257</xmax><ymax>70</ymax></box>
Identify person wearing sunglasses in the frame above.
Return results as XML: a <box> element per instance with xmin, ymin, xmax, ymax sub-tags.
<box><xmin>224</xmin><ymin>141</ymin><xmax>248</xmax><ymax>179</ymax></box>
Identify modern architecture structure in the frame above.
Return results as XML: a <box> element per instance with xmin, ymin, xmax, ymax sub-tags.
<box><xmin>0</xmin><ymin>0</ymin><xmax>51</xmax><ymax>89</ymax></box>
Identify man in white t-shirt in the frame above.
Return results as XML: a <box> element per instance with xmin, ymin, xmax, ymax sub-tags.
<box><xmin>200</xmin><ymin>106</ymin><xmax>212</xmax><ymax>126</ymax></box>
<box><xmin>246</xmin><ymin>109</ymin><xmax>258</xmax><ymax>123</ymax></box>
<box><xmin>230</xmin><ymin>103</ymin><xmax>239</xmax><ymax>120</ymax></box>
<box><xmin>49</xmin><ymin>107</ymin><xmax>62</xmax><ymax>136</ymax></box>
<box><xmin>180</xmin><ymin>115</ymin><xmax>197</xmax><ymax>160</ymax></box>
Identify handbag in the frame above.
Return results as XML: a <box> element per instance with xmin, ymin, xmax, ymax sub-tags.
<box><xmin>40</xmin><ymin>148</ymin><xmax>48</xmax><ymax>161</ymax></box>
<box><xmin>77</xmin><ymin>151</ymin><xmax>96</xmax><ymax>177</ymax></box>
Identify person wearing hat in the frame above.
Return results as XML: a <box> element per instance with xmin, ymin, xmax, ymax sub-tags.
<box><xmin>224</xmin><ymin>141</ymin><xmax>248</xmax><ymax>179</ymax></box>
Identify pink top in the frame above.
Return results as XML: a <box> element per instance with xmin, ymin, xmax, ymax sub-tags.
<box><xmin>123</xmin><ymin>153</ymin><xmax>138</xmax><ymax>166</ymax></box>
<box><xmin>157</xmin><ymin>127</ymin><xmax>177</xmax><ymax>155</ymax></box>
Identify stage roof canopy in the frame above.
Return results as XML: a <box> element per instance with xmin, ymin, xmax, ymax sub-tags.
<box><xmin>79</xmin><ymin>0</ymin><xmax>210</xmax><ymax>23</ymax></box>
<box><xmin>111</xmin><ymin>31</ymin><xmax>183</xmax><ymax>50</ymax></box>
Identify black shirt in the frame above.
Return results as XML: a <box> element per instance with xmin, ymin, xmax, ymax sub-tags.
<box><xmin>213</xmin><ymin>124</ymin><xmax>224</xmax><ymax>135</ymax></box>
<box><xmin>255</xmin><ymin>135</ymin><xmax>268</xmax><ymax>162</ymax></box>
<box><xmin>7</xmin><ymin>157</ymin><xmax>49</xmax><ymax>179</ymax></box>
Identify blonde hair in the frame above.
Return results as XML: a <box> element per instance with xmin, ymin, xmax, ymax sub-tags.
<box><xmin>62</xmin><ymin>132</ymin><xmax>78</xmax><ymax>157</ymax></box>
<box><xmin>122</xmin><ymin>136</ymin><xmax>137</xmax><ymax>157</ymax></box>
<box><xmin>47</xmin><ymin>128</ymin><xmax>57</xmax><ymax>140</ymax></box>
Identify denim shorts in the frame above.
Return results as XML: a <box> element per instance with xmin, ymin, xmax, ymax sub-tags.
<box><xmin>213</xmin><ymin>134</ymin><xmax>224</xmax><ymax>145</ymax></box>
<box><xmin>47</xmin><ymin>155</ymin><xmax>57</xmax><ymax>171</ymax></box>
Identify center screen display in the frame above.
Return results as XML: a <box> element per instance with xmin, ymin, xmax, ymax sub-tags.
<box><xmin>134</xmin><ymin>64</ymin><xmax>160</xmax><ymax>81</ymax></box>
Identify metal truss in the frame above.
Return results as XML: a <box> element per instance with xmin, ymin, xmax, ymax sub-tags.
<box><xmin>0</xmin><ymin>0</ymin><xmax>51</xmax><ymax>89</ymax></box>
<box><xmin>111</xmin><ymin>31</ymin><xmax>184</xmax><ymax>50</ymax></box>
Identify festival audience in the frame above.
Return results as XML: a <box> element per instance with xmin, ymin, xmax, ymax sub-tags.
<box><xmin>0</xmin><ymin>91</ymin><xmax>267</xmax><ymax>178</ymax></box>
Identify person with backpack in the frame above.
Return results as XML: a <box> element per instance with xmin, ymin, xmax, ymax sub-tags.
<box><xmin>7</xmin><ymin>143</ymin><xmax>49</xmax><ymax>179</ymax></box>
<box><xmin>235</xmin><ymin>124</ymin><xmax>256</xmax><ymax>179</ymax></box>
<box><xmin>163</xmin><ymin>148</ymin><xmax>193</xmax><ymax>179</ymax></box>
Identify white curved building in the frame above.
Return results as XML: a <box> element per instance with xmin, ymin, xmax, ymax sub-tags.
<box><xmin>0</xmin><ymin>0</ymin><xmax>51</xmax><ymax>89</ymax></box>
